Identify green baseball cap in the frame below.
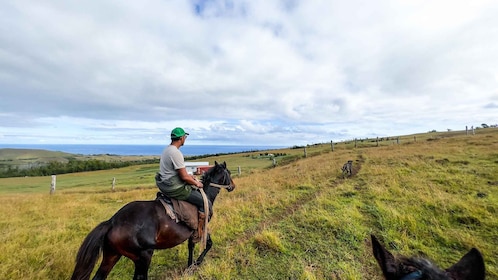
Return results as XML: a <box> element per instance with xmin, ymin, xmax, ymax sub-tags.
<box><xmin>171</xmin><ymin>127</ymin><xmax>189</xmax><ymax>139</ymax></box>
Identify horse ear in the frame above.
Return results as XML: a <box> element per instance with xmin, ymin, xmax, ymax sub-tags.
<box><xmin>371</xmin><ymin>235</ymin><xmax>398</xmax><ymax>278</ymax></box>
<box><xmin>214</xmin><ymin>161</ymin><xmax>218</xmax><ymax>166</ymax></box>
<box><xmin>222</xmin><ymin>161</ymin><xmax>227</xmax><ymax>168</ymax></box>
<box><xmin>445</xmin><ymin>248</ymin><xmax>485</xmax><ymax>280</ymax></box>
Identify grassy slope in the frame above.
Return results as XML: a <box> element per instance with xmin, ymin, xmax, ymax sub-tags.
<box><xmin>0</xmin><ymin>148</ymin><xmax>75</xmax><ymax>170</ymax></box>
<box><xmin>193</xmin><ymin>130</ymin><xmax>497</xmax><ymax>279</ymax></box>
<box><xmin>0</xmin><ymin>148</ymin><xmax>159</xmax><ymax>173</ymax></box>
<box><xmin>0</xmin><ymin>148</ymin><xmax>75</xmax><ymax>159</ymax></box>
<box><xmin>0</xmin><ymin>129</ymin><xmax>496</xmax><ymax>279</ymax></box>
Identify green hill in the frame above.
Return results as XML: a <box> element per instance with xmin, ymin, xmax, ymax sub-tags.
<box><xmin>0</xmin><ymin>128</ymin><xmax>496</xmax><ymax>279</ymax></box>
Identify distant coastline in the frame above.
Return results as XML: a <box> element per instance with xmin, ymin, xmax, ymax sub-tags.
<box><xmin>0</xmin><ymin>144</ymin><xmax>286</xmax><ymax>157</ymax></box>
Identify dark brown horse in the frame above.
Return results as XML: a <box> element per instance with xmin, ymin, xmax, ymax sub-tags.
<box><xmin>371</xmin><ymin>234</ymin><xmax>485</xmax><ymax>280</ymax></box>
<box><xmin>71</xmin><ymin>161</ymin><xmax>236</xmax><ymax>280</ymax></box>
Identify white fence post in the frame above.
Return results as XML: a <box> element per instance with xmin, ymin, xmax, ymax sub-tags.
<box><xmin>50</xmin><ymin>175</ymin><xmax>56</xmax><ymax>195</ymax></box>
<box><xmin>238</xmin><ymin>166</ymin><xmax>241</xmax><ymax>175</ymax></box>
<box><xmin>112</xmin><ymin>177</ymin><xmax>116</xmax><ymax>191</ymax></box>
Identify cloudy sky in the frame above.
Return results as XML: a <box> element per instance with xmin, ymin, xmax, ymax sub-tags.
<box><xmin>1</xmin><ymin>0</ymin><xmax>497</xmax><ymax>146</ymax></box>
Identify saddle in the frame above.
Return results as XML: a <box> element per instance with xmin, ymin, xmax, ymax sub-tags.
<box><xmin>155</xmin><ymin>192</ymin><xmax>208</xmax><ymax>243</ymax></box>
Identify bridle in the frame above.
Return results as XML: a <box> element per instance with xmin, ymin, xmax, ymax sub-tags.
<box><xmin>202</xmin><ymin>168</ymin><xmax>235</xmax><ymax>191</ymax></box>
<box><xmin>209</xmin><ymin>182</ymin><xmax>233</xmax><ymax>190</ymax></box>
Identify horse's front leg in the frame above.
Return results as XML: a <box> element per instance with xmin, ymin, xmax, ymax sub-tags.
<box><xmin>194</xmin><ymin>234</ymin><xmax>212</xmax><ymax>266</ymax></box>
<box><xmin>188</xmin><ymin>237</ymin><xmax>195</xmax><ymax>267</ymax></box>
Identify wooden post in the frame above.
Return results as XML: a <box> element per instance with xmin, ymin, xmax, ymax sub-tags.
<box><xmin>272</xmin><ymin>158</ymin><xmax>276</xmax><ymax>167</ymax></box>
<box><xmin>304</xmin><ymin>147</ymin><xmax>307</xmax><ymax>158</ymax></box>
<box><xmin>354</xmin><ymin>138</ymin><xmax>357</xmax><ymax>148</ymax></box>
<box><xmin>414</xmin><ymin>136</ymin><xmax>417</xmax><ymax>142</ymax></box>
<box><xmin>50</xmin><ymin>175</ymin><xmax>56</xmax><ymax>195</ymax></box>
<box><xmin>112</xmin><ymin>177</ymin><xmax>116</xmax><ymax>191</ymax></box>
<box><xmin>331</xmin><ymin>141</ymin><xmax>334</xmax><ymax>151</ymax></box>
<box><xmin>466</xmin><ymin>126</ymin><xmax>468</xmax><ymax>135</ymax></box>
<box><xmin>397</xmin><ymin>137</ymin><xmax>400</xmax><ymax>144</ymax></box>
<box><xmin>376</xmin><ymin>137</ymin><xmax>379</xmax><ymax>147</ymax></box>
<box><xmin>472</xmin><ymin>126</ymin><xmax>475</xmax><ymax>135</ymax></box>
<box><xmin>237</xmin><ymin>166</ymin><xmax>241</xmax><ymax>175</ymax></box>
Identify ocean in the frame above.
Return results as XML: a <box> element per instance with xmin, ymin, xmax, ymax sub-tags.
<box><xmin>0</xmin><ymin>144</ymin><xmax>285</xmax><ymax>156</ymax></box>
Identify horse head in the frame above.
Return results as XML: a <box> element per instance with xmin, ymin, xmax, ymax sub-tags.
<box><xmin>201</xmin><ymin>161</ymin><xmax>236</xmax><ymax>201</ymax></box>
<box><xmin>371</xmin><ymin>234</ymin><xmax>485</xmax><ymax>280</ymax></box>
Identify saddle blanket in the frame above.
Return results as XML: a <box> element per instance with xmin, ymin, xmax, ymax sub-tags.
<box><xmin>156</xmin><ymin>192</ymin><xmax>198</xmax><ymax>230</ymax></box>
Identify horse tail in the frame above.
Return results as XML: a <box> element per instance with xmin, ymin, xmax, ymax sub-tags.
<box><xmin>71</xmin><ymin>220</ymin><xmax>112</xmax><ymax>280</ymax></box>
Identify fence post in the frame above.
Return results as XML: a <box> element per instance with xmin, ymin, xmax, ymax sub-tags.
<box><xmin>414</xmin><ymin>136</ymin><xmax>417</xmax><ymax>142</ymax></box>
<box><xmin>397</xmin><ymin>137</ymin><xmax>400</xmax><ymax>144</ymax></box>
<box><xmin>466</xmin><ymin>126</ymin><xmax>468</xmax><ymax>135</ymax></box>
<box><xmin>112</xmin><ymin>177</ymin><xmax>116</xmax><ymax>191</ymax></box>
<box><xmin>50</xmin><ymin>175</ymin><xmax>56</xmax><ymax>195</ymax></box>
<box><xmin>237</xmin><ymin>166</ymin><xmax>241</xmax><ymax>175</ymax></box>
<box><xmin>376</xmin><ymin>137</ymin><xmax>379</xmax><ymax>147</ymax></box>
<box><xmin>331</xmin><ymin>140</ymin><xmax>334</xmax><ymax>151</ymax></box>
<box><xmin>354</xmin><ymin>138</ymin><xmax>357</xmax><ymax>148</ymax></box>
<box><xmin>304</xmin><ymin>147</ymin><xmax>307</xmax><ymax>157</ymax></box>
<box><xmin>272</xmin><ymin>158</ymin><xmax>276</xmax><ymax>167</ymax></box>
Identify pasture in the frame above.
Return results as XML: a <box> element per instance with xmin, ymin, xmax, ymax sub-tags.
<box><xmin>0</xmin><ymin>129</ymin><xmax>497</xmax><ymax>279</ymax></box>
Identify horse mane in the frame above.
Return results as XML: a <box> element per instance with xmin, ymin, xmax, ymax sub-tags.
<box><xmin>398</xmin><ymin>256</ymin><xmax>450</xmax><ymax>280</ymax></box>
<box><xmin>201</xmin><ymin>165</ymin><xmax>218</xmax><ymax>182</ymax></box>
<box><xmin>201</xmin><ymin>161</ymin><xmax>226</xmax><ymax>183</ymax></box>
<box><xmin>200</xmin><ymin>161</ymin><xmax>227</xmax><ymax>202</ymax></box>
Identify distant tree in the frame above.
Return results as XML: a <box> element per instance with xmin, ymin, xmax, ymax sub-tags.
<box><xmin>482</xmin><ymin>123</ymin><xmax>489</xmax><ymax>128</ymax></box>
<box><xmin>0</xmin><ymin>158</ymin><xmax>159</xmax><ymax>178</ymax></box>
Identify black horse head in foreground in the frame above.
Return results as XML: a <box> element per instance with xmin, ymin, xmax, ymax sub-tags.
<box><xmin>371</xmin><ymin>234</ymin><xmax>485</xmax><ymax>280</ymax></box>
<box><xmin>71</xmin><ymin>161</ymin><xmax>235</xmax><ymax>280</ymax></box>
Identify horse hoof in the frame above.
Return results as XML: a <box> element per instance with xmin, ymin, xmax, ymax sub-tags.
<box><xmin>184</xmin><ymin>264</ymin><xmax>199</xmax><ymax>275</ymax></box>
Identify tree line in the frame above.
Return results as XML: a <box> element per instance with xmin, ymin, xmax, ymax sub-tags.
<box><xmin>0</xmin><ymin>158</ymin><xmax>159</xmax><ymax>178</ymax></box>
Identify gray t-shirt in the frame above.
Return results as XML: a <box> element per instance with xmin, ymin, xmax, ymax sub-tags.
<box><xmin>159</xmin><ymin>145</ymin><xmax>185</xmax><ymax>181</ymax></box>
<box><xmin>156</xmin><ymin>145</ymin><xmax>192</xmax><ymax>199</ymax></box>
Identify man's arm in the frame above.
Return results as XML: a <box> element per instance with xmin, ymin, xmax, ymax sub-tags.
<box><xmin>177</xmin><ymin>168</ymin><xmax>203</xmax><ymax>188</ymax></box>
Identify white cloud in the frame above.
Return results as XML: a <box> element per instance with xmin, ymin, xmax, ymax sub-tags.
<box><xmin>0</xmin><ymin>0</ymin><xmax>497</xmax><ymax>146</ymax></box>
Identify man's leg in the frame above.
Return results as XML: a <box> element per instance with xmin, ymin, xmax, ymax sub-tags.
<box><xmin>186</xmin><ymin>189</ymin><xmax>213</xmax><ymax>213</ymax></box>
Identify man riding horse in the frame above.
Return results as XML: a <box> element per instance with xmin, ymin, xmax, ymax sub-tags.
<box><xmin>155</xmin><ymin>128</ymin><xmax>212</xmax><ymax>211</ymax></box>
<box><xmin>155</xmin><ymin>127</ymin><xmax>212</xmax><ymax>238</ymax></box>
<box><xmin>71</xmin><ymin>128</ymin><xmax>236</xmax><ymax>279</ymax></box>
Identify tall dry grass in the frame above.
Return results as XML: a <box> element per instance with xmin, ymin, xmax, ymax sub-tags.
<box><xmin>0</xmin><ymin>128</ymin><xmax>496</xmax><ymax>279</ymax></box>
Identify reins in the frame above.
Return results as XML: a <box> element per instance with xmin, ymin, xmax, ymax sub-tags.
<box><xmin>209</xmin><ymin>182</ymin><xmax>233</xmax><ymax>189</ymax></box>
<box><xmin>198</xmin><ymin>189</ymin><xmax>209</xmax><ymax>251</ymax></box>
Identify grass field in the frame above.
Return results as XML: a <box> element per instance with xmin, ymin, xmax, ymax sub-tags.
<box><xmin>0</xmin><ymin>128</ymin><xmax>497</xmax><ymax>279</ymax></box>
